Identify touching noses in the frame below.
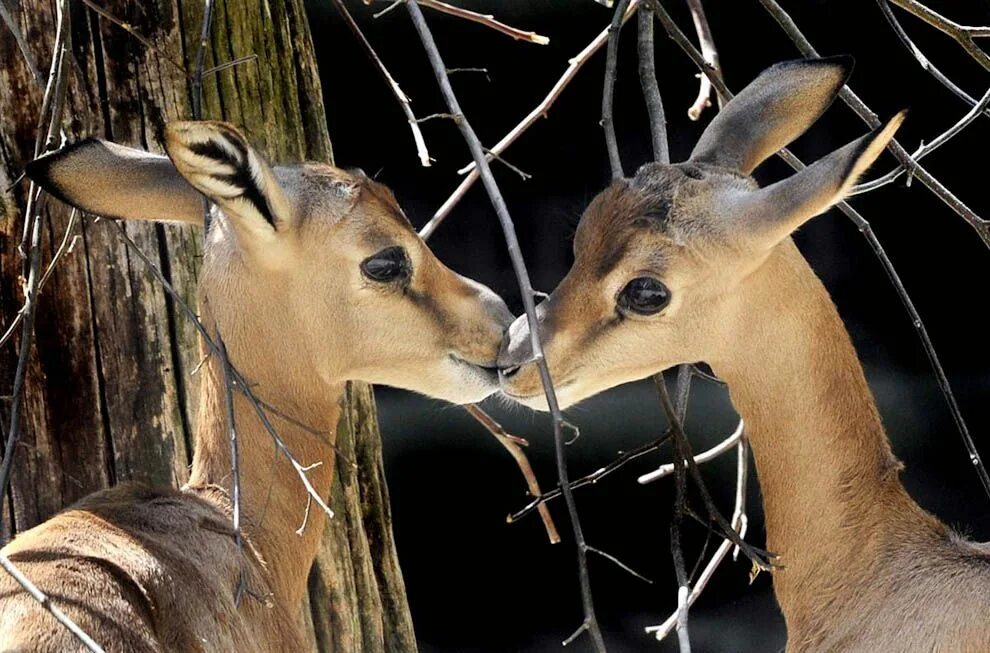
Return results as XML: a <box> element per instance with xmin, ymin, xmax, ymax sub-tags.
<box><xmin>497</xmin><ymin>300</ymin><xmax>547</xmax><ymax>378</ymax></box>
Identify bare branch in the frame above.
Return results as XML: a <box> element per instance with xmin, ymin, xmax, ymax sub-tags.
<box><xmin>603</xmin><ymin>0</ymin><xmax>635</xmax><ymax>179</ymax></box>
<box><xmin>464</xmin><ymin>405</ymin><xmax>560</xmax><ymax>544</ymax></box>
<box><xmin>585</xmin><ymin>545</ymin><xmax>653</xmax><ymax>584</ymax></box>
<box><xmin>637</xmin><ymin>6</ymin><xmax>670</xmax><ymax>163</ymax></box>
<box><xmin>0</xmin><ymin>553</ymin><xmax>105</xmax><ymax>653</ymax></box>
<box><xmin>404</xmin><ymin>3</ymin><xmax>605</xmax><ymax>648</ymax></box>
<box><xmin>417</xmin><ymin>0</ymin><xmax>549</xmax><ymax>45</ymax></box>
<box><xmin>190</xmin><ymin>0</ymin><xmax>214</xmax><ymax>119</ymax></box>
<box><xmin>757</xmin><ymin>0</ymin><xmax>989</xmax><ymax>247</ymax></box>
<box><xmin>637</xmin><ymin>420</ymin><xmax>744</xmax><ymax>485</ymax></box>
<box><xmin>201</xmin><ymin>54</ymin><xmax>259</xmax><ymax>77</ymax></box>
<box><xmin>656</xmin><ymin>373</ymin><xmax>772</xmax><ymax>571</ymax></box>
<box><xmin>2</xmin><ymin>0</ymin><xmax>72</xmax><ymax>536</ymax></box>
<box><xmin>887</xmin><ymin>0</ymin><xmax>990</xmax><ymax>71</ymax></box>
<box><xmin>331</xmin><ymin>0</ymin><xmax>432</xmax><ymax>167</ymax></box>
<box><xmin>659</xmin><ymin>371</ymin><xmax>692</xmax><ymax>653</ymax></box>
<box><xmin>877</xmin><ymin>0</ymin><xmax>990</xmax><ymax>117</ymax></box>
<box><xmin>0</xmin><ymin>4</ymin><xmax>105</xmax><ymax>650</ymax></box>
<box><xmin>420</xmin><ymin>0</ymin><xmax>641</xmax><ymax>240</ymax></box>
<box><xmin>685</xmin><ymin>0</ymin><xmax>720</xmax><ymax>120</ymax></box>
<box><xmin>646</xmin><ymin>438</ymin><xmax>749</xmax><ymax>642</ymax></box>
<box><xmin>217</xmin><ymin>333</ymin><xmax>247</xmax><ymax>606</ymax></box>
<box><xmin>79</xmin><ymin>0</ymin><xmax>188</xmax><ymax>75</ymax></box>
<box><xmin>855</xmin><ymin>86</ymin><xmax>990</xmax><ymax>193</ymax></box>
<box><xmin>0</xmin><ymin>209</ymin><xmax>79</xmax><ymax>350</ymax></box>
<box><xmin>509</xmin><ymin>431</ymin><xmax>673</xmax><ymax>523</ymax></box>
<box><xmin>0</xmin><ymin>1</ymin><xmax>44</xmax><ymax>85</ymax></box>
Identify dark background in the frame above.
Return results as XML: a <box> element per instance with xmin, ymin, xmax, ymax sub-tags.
<box><xmin>306</xmin><ymin>2</ymin><xmax>989</xmax><ymax>651</ymax></box>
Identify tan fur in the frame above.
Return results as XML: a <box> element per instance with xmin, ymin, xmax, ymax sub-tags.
<box><xmin>1</xmin><ymin>121</ymin><xmax>513</xmax><ymax>651</ymax></box>
<box><xmin>499</xmin><ymin>60</ymin><xmax>990</xmax><ymax>651</ymax></box>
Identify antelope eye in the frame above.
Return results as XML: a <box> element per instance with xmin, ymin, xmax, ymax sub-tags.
<box><xmin>618</xmin><ymin>277</ymin><xmax>670</xmax><ymax>315</ymax></box>
<box><xmin>361</xmin><ymin>246</ymin><xmax>410</xmax><ymax>283</ymax></box>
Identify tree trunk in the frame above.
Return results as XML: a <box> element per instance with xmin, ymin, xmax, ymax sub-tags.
<box><xmin>0</xmin><ymin>2</ymin><xmax>415</xmax><ymax>651</ymax></box>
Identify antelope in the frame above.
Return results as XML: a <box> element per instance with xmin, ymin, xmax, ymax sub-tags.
<box><xmin>0</xmin><ymin>121</ymin><xmax>513</xmax><ymax>650</ymax></box>
<box><xmin>498</xmin><ymin>58</ymin><xmax>990</xmax><ymax>651</ymax></box>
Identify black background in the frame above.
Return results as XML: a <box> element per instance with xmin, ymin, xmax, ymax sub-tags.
<box><xmin>305</xmin><ymin>2</ymin><xmax>988</xmax><ymax>651</ymax></box>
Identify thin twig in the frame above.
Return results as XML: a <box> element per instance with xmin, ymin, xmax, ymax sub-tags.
<box><xmin>417</xmin><ymin>0</ymin><xmax>549</xmax><ymax>45</ymax></box>
<box><xmin>877</xmin><ymin>0</ymin><xmax>990</xmax><ymax>118</ymax></box>
<box><xmin>0</xmin><ymin>3</ymin><xmax>104</xmax><ymax>650</ymax></box>
<box><xmin>420</xmin><ymin>0</ymin><xmax>641</xmax><ymax>240</ymax></box>
<box><xmin>0</xmin><ymin>1</ymin><xmax>44</xmax><ymax>85</ymax></box>
<box><xmin>0</xmin><ymin>553</ymin><xmax>105</xmax><ymax>653</ymax></box>
<box><xmin>218</xmin><ymin>333</ymin><xmax>247</xmax><ymax>606</ymax></box>
<box><xmin>191</xmin><ymin>0</ymin><xmax>214</xmax><ymax>119</ymax></box>
<box><xmin>887</xmin><ymin>0</ymin><xmax>990</xmax><ymax>71</ymax></box>
<box><xmin>637</xmin><ymin>420</ymin><xmax>743</xmax><ymax>484</ymax></box>
<box><xmin>656</xmin><ymin>372</ymin><xmax>772</xmax><ymax>570</ymax></box>
<box><xmin>2</xmin><ymin>0</ymin><xmax>72</xmax><ymax>535</ymax></box>
<box><xmin>649</xmin><ymin>0</ymin><xmax>990</xmax><ymax>501</ymax></box>
<box><xmin>509</xmin><ymin>431</ymin><xmax>673</xmax><ymax>523</ymax></box>
<box><xmin>446</xmin><ymin>67</ymin><xmax>490</xmax><ymax>80</ymax></box>
<box><xmin>685</xmin><ymin>0</ymin><xmax>720</xmax><ymax>120</ymax></box>
<box><xmin>0</xmin><ymin>209</ymin><xmax>79</xmax><ymax>350</ymax></box>
<box><xmin>464</xmin><ymin>405</ymin><xmax>560</xmax><ymax>544</ymax></box>
<box><xmin>659</xmin><ymin>371</ymin><xmax>691</xmax><ymax>653</ymax></box>
<box><xmin>485</xmin><ymin>148</ymin><xmax>531</xmax><ymax>180</ymax></box>
<box><xmin>646</xmin><ymin>436</ymin><xmax>749</xmax><ymax>642</ymax></box>
<box><xmin>404</xmin><ymin>3</ymin><xmax>605</xmax><ymax>649</ymax></box>
<box><xmin>637</xmin><ymin>6</ymin><xmax>670</xmax><ymax>164</ymax></box>
<box><xmin>201</xmin><ymin>54</ymin><xmax>259</xmax><ymax>77</ymax></box>
<box><xmin>586</xmin><ymin>545</ymin><xmax>653</xmax><ymax>583</ymax></box>
<box><xmin>331</xmin><ymin>0</ymin><xmax>432</xmax><ymax>166</ymax></box>
<box><xmin>855</xmin><ymin>86</ymin><xmax>990</xmax><ymax>193</ymax></box>
<box><xmin>603</xmin><ymin>0</ymin><xmax>634</xmax><ymax>179</ymax></box>
<box><xmin>79</xmin><ymin>0</ymin><xmax>188</xmax><ymax>75</ymax></box>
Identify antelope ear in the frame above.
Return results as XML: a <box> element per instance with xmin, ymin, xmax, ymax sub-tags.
<box><xmin>164</xmin><ymin>121</ymin><xmax>292</xmax><ymax>238</ymax></box>
<box><xmin>689</xmin><ymin>57</ymin><xmax>853</xmax><ymax>174</ymax></box>
<box><xmin>733</xmin><ymin>111</ymin><xmax>905</xmax><ymax>246</ymax></box>
<box><xmin>24</xmin><ymin>139</ymin><xmax>204</xmax><ymax>225</ymax></box>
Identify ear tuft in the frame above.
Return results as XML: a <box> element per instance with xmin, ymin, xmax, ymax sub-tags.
<box><xmin>165</xmin><ymin>121</ymin><xmax>290</xmax><ymax>233</ymax></box>
<box><xmin>838</xmin><ymin>110</ymin><xmax>905</xmax><ymax>193</ymax></box>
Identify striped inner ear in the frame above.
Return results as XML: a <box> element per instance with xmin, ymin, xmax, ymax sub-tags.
<box><xmin>165</xmin><ymin>121</ymin><xmax>285</xmax><ymax>231</ymax></box>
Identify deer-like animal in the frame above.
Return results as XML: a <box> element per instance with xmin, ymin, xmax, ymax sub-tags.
<box><xmin>0</xmin><ymin>121</ymin><xmax>513</xmax><ymax>651</ymax></box>
<box><xmin>498</xmin><ymin>58</ymin><xmax>990</xmax><ymax>651</ymax></box>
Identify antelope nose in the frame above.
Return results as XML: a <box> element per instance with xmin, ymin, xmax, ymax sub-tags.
<box><xmin>497</xmin><ymin>314</ymin><xmax>533</xmax><ymax>378</ymax></box>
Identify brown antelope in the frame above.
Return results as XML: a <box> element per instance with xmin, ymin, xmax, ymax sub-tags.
<box><xmin>498</xmin><ymin>58</ymin><xmax>990</xmax><ymax>651</ymax></box>
<box><xmin>0</xmin><ymin>121</ymin><xmax>513</xmax><ymax>651</ymax></box>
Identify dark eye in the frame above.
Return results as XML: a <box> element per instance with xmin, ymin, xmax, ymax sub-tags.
<box><xmin>361</xmin><ymin>246</ymin><xmax>410</xmax><ymax>283</ymax></box>
<box><xmin>618</xmin><ymin>277</ymin><xmax>670</xmax><ymax>315</ymax></box>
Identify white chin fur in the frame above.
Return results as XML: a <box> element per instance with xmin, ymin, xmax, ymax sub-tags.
<box><xmin>429</xmin><ymin>359</ymin><xmax>500</xmax><ymax>405</ymax></box>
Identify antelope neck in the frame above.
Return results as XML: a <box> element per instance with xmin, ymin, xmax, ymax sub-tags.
<box><xmin>185</xmin><ymin>331</ymin><xmax>343</xmax><ymax>609</ymax></box>
<box><xmin>710</xmin><ymin>240</ymin><xmax>929</xmax><ymax>620</ymax></box>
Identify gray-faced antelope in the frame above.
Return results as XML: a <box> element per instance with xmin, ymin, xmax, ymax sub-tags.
<box><xmin>498</xmin><ymin>58</ymin><xmax>990</xmax><ymax>651</ymax></box>
<box><xmin>0</xmin><ymin>121</ymin><xmax>513</xmax><ymax>651</ymax></box>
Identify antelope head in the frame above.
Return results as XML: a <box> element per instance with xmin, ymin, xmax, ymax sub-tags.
<box><xmin>27</xmin><ymin>121</ymin><xmax>513</xmax><ymax>404</ymax></box>
<box><xmin>498</xmin><ymin>57</ymin><xmax>904</xmax><ymax>410</ymax></box>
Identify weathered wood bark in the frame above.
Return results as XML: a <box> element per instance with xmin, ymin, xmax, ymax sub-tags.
<box><xmin>0</xmin><ymin>2</ymin><xmax>415</xmax><ymax>651</ymax></box>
